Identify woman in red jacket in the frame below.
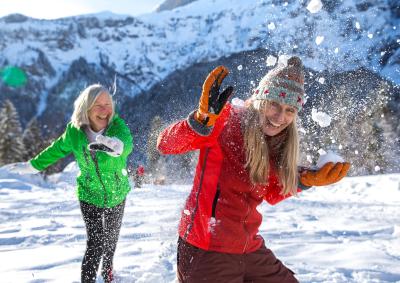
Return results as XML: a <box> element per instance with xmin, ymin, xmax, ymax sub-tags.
<box><xmin>157</xmin><ymin>56</ymin><xmax>350</xmax><ymax>283</ymax></box>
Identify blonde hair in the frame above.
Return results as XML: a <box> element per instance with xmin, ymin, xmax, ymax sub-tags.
<box><xmin>243</xmin><ymin>100</ymin><xmax>299</xmax><ymax>196</ymax></box>
<box><xmin>71</xmin><ymin>84</ymin><xmax>115</xmax><ymax>128</ymax></box>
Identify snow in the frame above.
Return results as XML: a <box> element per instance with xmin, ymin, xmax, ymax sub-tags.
<box><xmin>267</xmin><ymin>22</ymin><xmax>276</xmax><ymax>30</ymax></box>
<box><xmin>311</xmin><ymin>108</ymin><xmax>332</xmax><ymax>127</ymax></box>
<box><xmin>316</xmin><ymin>150</ymin><xmax>345</xmax><ymax>168</ymax></box>
<box><xmin>231</xmin><ymin>97</ymin><xmax>245</xmax><ymax>107</ymax></box>
<box><xmin>306</xmin><ymin>0</ymin><xmax>323</xmax><ymax>14</ymax></box>
<box><xmin>0</xmin><ymin>164</ymin><xmax>400</xmax><ymax>282</ymax></box>
<box><xmin>266</xmin><ymin>55</ymin><xmax>277</xmax><ymax>66</ymax></box>
<box><xmin>315</xmin><ymin>36</ymin><xmax>324</xmax><ymax>45</ymax></box>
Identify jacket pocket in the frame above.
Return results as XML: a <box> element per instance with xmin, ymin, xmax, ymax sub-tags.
<box><xmin>211</xmin><ymin>185</ymin><xmax>220</xmax><ymax>218</ymax></box>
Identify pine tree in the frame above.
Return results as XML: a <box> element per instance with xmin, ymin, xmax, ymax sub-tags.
<box><xmin>146</xmin><ymin>115</ymin><xmax>167</xmax><ymax>182</ymax></box>
<box><xmin>328</xmin><ymin>80</ymin><xmax>392</xmax><ymax>175</ymax></box>
<box><xmin>0</xmin><ymin>100</ymin><xmax>25</xmax><ymax>165</ymax></box>
<box><xmin>22</xmin><ymin>117</ymin><xmax>44</xmax><ymax>160</ymax></box>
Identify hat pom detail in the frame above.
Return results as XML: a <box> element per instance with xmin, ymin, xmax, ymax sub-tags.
<box><xmin>287</xmin><ymin>56</ymin><xmax>303</xmax><ymax>68</ymax></box>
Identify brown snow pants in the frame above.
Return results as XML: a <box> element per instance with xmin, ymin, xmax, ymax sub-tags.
<box><xmin>177</xmin><ymin>238</ymin><xmax>299</xmax><ymax>283</ymax></box>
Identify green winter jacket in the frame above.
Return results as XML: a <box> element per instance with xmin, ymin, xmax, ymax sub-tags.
<box><xmin>30</xmin><ymin>115</ymin><xmax>133</xmax><ymax>208</ymax></box>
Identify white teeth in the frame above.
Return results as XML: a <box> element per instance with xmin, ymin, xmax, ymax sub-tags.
<box><xmin>267</xmin><ymin>119</ymin><xmax>281</xmax><ymax>128</ymax></box>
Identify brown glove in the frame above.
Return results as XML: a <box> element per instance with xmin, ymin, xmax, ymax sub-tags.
<box><xmin>300</xmin><ymin>162</ymin><xmax>351</xmax><ymax>187</ymax></box>
<box><xmin>195</xmin><ymin>66</ymin><xmax>234</xmax><ymax>127</ymax></box>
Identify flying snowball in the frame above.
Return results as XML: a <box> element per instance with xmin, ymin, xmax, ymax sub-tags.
<box><xmin>316</xmin><ymin>36</ymin><xmax>324</xmax><ymax>45</ymax></box>
<box><xmin>277</xmin><ymin>55</ymin><xmax>291</xmax><ymax>66</ymax></box>
<box><xmin>311</xmin><ymin>108</ymin><xmax>331</xmax><ymax>127</ymax></box>
<box><xmin>307</xmin><ymin>0</ymin><xmax>323</xmax><ymax>13</ymax></box>
<box><xmin>232</xmin><ymin>97</ymin><xmax>245</xmax><ymax>107</ymax></box>
<box><xmin>316</xmin><ymin>150</ymin><xmax>345</xmax><ymax>168</ymax></box>
<box><xmin>266</xmin><ymin>55</ymin><xmax>277</xmax><ymax>66</ymax></box>
<box><xmin>237</xmin><ymin>65</ymin><xmax>243</xmax><ymax>71</ymax></box>
<box><xmin>268</xmin><ymin>22</ymin><xmax>276</xmax><ymax>30</ymax></box>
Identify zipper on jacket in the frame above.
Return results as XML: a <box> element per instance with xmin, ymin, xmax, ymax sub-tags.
<box><xmin>90</xmin><ymin>151</ymin><xmax>108</xmax><ymax>207</ymax></box>
<box><xmin>242</xmin><ymin>185</ymin><xmax>256</xmax><ymax>253</ymax></box>
<box><xmin>211</xmin><ymin>185</ymin><xmax>220</xmax><ymax>218</ymax></box>
<box><xmin>82</xmin><ymin>146</ymin><xmax>91</xmax><ymax>188</ymax></box>
<box><xmin>242</xmin><ymin>193</ymin><xmax>251</xmax><ymax>253</ymax></box>
<box><xmin>82</xmin><ymin>146</ymin><xmax>90</xmax><ymax>165</ymax></box>
<box><xmin>114</xmin><ymin>172</ymin><xmax>121</xmax><ymax>189</ymax></box>
<box><xmin>184</xmin><ymin>147</ymin><xmax>210</xmax><ymax>240</ymax></box>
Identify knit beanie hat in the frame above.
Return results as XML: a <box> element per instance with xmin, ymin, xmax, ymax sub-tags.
<box><xmin>252</xmin><ymin>56</ymin><xmax>305</xmax><ymax>111</ymax></box>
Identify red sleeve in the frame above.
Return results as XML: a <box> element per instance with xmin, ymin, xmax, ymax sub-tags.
<box><xmin>157</xmin><ymin>104</ymin><xmax>231</xmax><ymax>154</ymax></box>
<box><xmin>263</xmin><ymin>172</ymin><xmax>302</xmax><ymax>205</ymax></box>
<box><xmin>264</xmin><ymin>187</ymin><xmax>302</xmax><ymax>205</ymax></box>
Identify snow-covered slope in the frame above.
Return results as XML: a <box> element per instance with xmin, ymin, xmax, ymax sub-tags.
<box><xmin>0</xmin><ymin>164</ymin><xmax>399</xmax><ymax>282</ymax></box>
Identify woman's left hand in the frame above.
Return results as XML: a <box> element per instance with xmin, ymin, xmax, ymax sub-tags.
<box><xmin>91</xmin><ymin>135</ymin><xmax>124</xmax><ymax>157</ymax></box>
<box><xmin>300</xmin><ymin>162</ymin><xmax>351</xmax><ymax>187</ymax></box>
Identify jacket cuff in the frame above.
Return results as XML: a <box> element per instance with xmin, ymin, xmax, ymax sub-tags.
<box><xmin>298</xmin><ymin>179</ymin><xmax>312</xmax><ymax>191</ymax></box>
<box><xmin>187</xmin><ymin>110</ymin><xmax>213</xmax><ymax>136</ymax></box>
<box><xmin>29</xmin><ymin>159</ymin><xmax>42</xmax><ymax>172</ymax></box>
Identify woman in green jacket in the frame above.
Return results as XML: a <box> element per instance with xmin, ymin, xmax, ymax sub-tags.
<box><xmin>10</xmin><ymin>84</ymin><xmax>133</xmax><ymax>283</ymax></box>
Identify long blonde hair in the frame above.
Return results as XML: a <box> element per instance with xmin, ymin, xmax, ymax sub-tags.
<box><xmin>243</xmin><ymin>100</ymin><xmax>299</xmax><ymax>196</ymax></box>
<box><xmin>71</xmin><ymin>84</ymin><xmax>115</xmax><ymax>128</ymax></box>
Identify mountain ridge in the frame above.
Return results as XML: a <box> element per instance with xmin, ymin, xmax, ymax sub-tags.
<box><xmin>0</xmin><ymin>0</ymin><xmax>399</xmax><ymax>174</ymax></box>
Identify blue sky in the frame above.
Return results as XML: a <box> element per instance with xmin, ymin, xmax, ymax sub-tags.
<box><xmin>0</xmin><ymin>0</ymin><xmax>164</xmax><ymax>19</ymax></box>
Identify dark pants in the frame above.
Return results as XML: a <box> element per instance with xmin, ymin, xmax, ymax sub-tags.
<box><xmin>177</xmin><ymin>238</ymin><xmax>299</xmax><ymax>283</ymax></box>
<box><xmin>80</xmin><ymin>200</ymin><xmax>125</xmax><ymax>283</ymax></box>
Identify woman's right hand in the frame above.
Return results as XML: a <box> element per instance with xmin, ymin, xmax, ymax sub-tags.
<box><xmin>3</xmin><ymin>162</ymin><xmax>39</xmax><ymax>174</ymax></box>
<box><xmin>195</xmin><ymin>66</ymin><xmax>234</xmax><ymax>127</ymax></box>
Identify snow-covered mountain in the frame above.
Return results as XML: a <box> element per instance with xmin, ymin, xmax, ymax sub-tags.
<box><xmin>0</xmin><ymin>0</ymin><xmax>399</xmax><ymax>173</ymax></box>
<box><xmin>1</xmin><ymin>0</ymin><xmax>398</xmax><ymax>113</ymax></box>
<box><xmin>156</xmin><ymin>0</ymin><xmax>198</xmax><ymax>12</ymax></box>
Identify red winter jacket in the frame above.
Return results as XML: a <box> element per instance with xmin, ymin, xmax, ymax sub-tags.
<box><xmin>157</xmin><ymin>103</ymin><xmax>298</xmax><ymax>254</ymax></box>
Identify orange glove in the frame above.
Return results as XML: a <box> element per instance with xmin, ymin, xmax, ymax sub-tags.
<box><xmin>300</xmin><ymin>162</ymin><xmax>351</xmax><ymax>187</ymax></box>
<box><xmin>195</xmin><ymin>66</ymin><xmax>234</xmax><ymax>126</ymax></box>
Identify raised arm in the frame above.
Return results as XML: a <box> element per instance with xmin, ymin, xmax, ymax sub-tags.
<box><xmin>157</xmin><ymin>65</ymin><xmax>233</xmax><ymax>155</ymax></box>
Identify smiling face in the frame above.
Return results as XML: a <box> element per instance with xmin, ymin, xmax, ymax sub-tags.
<box><xmin>88</xmin><ymin>91</ymin><xmax>113</xmax><ymax>132</ymax></box>
<box><xmin>259</xmin><ymin>100</ymin><xmax>297</xmax><ymax>136</ymax></box>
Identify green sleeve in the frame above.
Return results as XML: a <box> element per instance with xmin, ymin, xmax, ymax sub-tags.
<box><xmin>30</xmin><ymin>124</ymin><xmax>73</xmax><ymax>171</ymax></box>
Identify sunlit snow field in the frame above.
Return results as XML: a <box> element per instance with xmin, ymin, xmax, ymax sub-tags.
<box><xmin>0</xmin><ymin>163</ymin><xmax>399</xmax><ymax>283</ymax></box>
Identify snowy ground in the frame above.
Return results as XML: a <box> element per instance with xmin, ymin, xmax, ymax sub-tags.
<box><xmin>0</xmin><ymin>164</ymin><xmax>399</xmax><ymax>283</ymax></box>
